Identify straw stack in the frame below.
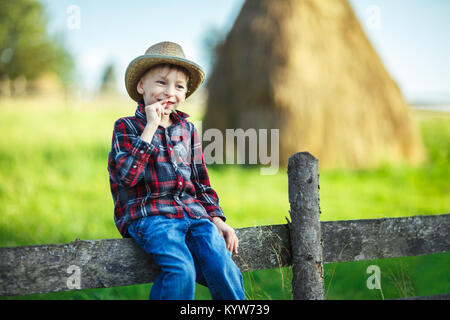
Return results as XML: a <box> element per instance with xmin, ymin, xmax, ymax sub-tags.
<box><xmin>203</xmin><ymin>0</ymin><xmax>426</xmax><ymax>169</ymax></box>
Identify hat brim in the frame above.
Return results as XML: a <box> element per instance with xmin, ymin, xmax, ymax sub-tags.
<box><xmin>125</xmin><ymin>54</ymin><xmax>205</xmax><ymax>102</ymax></box>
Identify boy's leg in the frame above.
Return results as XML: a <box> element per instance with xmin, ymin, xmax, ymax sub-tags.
<box><xmin>128</xmin><ymin>215</ymin><xmax>197</xmax><ymax>300</ymax></box>
<box><xmin>186</xmin><ymin>217</ymin><xmax>245</xmax><ymax>300</ymax></box>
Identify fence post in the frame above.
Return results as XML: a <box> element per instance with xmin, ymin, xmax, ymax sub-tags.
<box><xmin>287</xmin><ymin>152</ymin><xmax>324</xmax><ymax>300</ymax></box>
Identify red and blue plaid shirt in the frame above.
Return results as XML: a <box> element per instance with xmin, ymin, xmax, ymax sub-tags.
<box><xmin>108</xmin><ymin>100</ymin><xmax>225</xmax><ymax>237</ymax></box>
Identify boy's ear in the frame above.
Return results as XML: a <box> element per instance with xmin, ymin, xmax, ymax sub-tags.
<box><xmin>136</xmin><ymin>78</ymin><xmax>145</xmax><ymax>95</ymax></box>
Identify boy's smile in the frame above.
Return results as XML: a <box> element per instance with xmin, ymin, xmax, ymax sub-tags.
<box><xmin>157</xmin><ymin>98</ymin><xmax>175</xmax><ymax>114</ymax></box>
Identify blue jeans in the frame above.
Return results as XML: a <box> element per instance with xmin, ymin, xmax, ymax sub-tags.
<box><xmin>127</xmin><ymin>214</ymin><xmax>245</xmax><ymax>300</ymax></box>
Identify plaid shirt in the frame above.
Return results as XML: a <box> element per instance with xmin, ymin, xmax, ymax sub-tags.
<box><xmin>108</xmin><ymin>100</ymin><xmax>226</xmax><ymax>238</ymax></box>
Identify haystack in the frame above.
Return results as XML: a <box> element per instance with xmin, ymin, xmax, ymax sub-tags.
<box><xmin>203</xmin><ymin>0</ymin><xmax>426</xmax><ymax>169</ymax></box>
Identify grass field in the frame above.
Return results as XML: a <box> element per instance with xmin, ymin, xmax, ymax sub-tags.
<box><xmin>0</xmin><ymin>96</ymin><xmax>449</xmax><ymax>299</ymax></box>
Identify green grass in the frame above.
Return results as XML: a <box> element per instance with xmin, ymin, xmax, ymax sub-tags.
<box><xmin>0</xmin><ymin>97</ymin><xmax>448</xmax><ymax>299</ymax></box>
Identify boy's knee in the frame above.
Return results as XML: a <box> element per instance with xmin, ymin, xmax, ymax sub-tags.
<box><xmin>166</xmin><ymin>261</ymin><xmax>196</xmax><ymax>284</ymax></box>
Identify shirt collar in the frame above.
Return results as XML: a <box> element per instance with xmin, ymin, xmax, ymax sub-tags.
<box><xmin>135</xmin><ymin>99</ymin><xmax>190</xmax><ymax>124</ymax></box>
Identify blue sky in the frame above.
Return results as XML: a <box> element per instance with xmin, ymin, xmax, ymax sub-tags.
<box><xmin>41</xmin><ymin>0</ymin><xmax>450</xmax><ymax>103</ymax></box>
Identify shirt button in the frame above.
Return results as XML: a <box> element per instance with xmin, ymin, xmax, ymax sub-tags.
<box><xmin>179</xmin><ymin>181</ymin><xmax>182</xmax><ymax>186</ymax></box>
<box><xmin>169</xmin><ymin>147</ymin><xmax>173</xmax><ymax>151</ymax></box>
<box><xmin>133</xmin><ymin>165</ymin><xmax>137</xmax><ymax>169</ymax></box>
<box><xmin>140</xmin><ymin>150</ymin><xmax>144</xmax><ymax>154</ymax></box>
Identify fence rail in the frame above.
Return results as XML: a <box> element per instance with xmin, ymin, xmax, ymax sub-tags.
<box><xmin>1</xmin><ymin>214</ymin><xmax>448</xmax><ymax>297</ymax></box>
<box><xmin>0</xmin><ymin>152</ymin><xmax>449</xmax><ymax>299</ymax></box>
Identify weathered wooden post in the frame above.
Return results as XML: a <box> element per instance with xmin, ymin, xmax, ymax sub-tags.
<box><xmin>287</xmin><ymin>152</ymin><xmax>324</xmax><ymax>300</ymax></box>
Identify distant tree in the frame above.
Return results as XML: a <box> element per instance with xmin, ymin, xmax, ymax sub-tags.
<box><xmin>99</xmin><ymin>63</ymin><xmax>117</xmax><ymax>93</ymax></box>
<box><xmin>0</xmin><ymin>0</ymin><xmax>74</xmax><ymax>94</ymax></box>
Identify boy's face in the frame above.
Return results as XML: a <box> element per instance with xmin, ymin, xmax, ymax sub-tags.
<box><xmin>137</xmin><ymin>65</ymin><xmax>188</xmax><ymax>112</ymax></box>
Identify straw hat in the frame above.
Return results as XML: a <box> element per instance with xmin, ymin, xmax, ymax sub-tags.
<box><xmin>125</xmin><ymin>41</ymin><xmax>205</xmax><ymax>101</ymax></box>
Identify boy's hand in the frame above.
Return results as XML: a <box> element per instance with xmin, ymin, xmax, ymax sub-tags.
<box><xmin>144</xmin><ymin>99</ymin><xmax>171</xmax><ymax>127</ymax></box>
<box><xmin>212</xmin><ymin>217</ymin><xmax>239</xmax><ymax>255</ymax></box>
<box><xmin>140</xmin><ymin>99</ymin><xmax>171</xmax><ymax>143</ymax></box>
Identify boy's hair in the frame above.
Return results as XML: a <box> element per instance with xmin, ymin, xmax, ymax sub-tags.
<box><xmin>141</xmin><ymin>63</ymin><xmax>191</xmax><ymax>86</ymax></box>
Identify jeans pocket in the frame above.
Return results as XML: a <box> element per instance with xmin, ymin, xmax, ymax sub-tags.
<box><xmin>129</xmin><ymin>218</ymin><xmax>145</xmax><ymax>240</ymax></box>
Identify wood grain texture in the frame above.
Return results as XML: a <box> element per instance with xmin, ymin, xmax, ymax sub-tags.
<box><xmin>1</xmin><ymin>214</ymin><xmax>448</xmax><ymax>297</ymax></box>
<box><xmin>288</xmin><ymin>152</ymin><xmax>324</xmax><ymax>300</ymax></box>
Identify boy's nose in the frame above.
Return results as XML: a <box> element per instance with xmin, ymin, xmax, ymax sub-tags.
<box><xmin>165</xmin><ymin>85</ymin><xmax>175</xmax><ymax>96</ymax></box>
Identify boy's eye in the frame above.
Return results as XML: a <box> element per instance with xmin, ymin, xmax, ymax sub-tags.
<box><xmin>156</xmin><ymin>80</ymin><xmax>165</xmax><ymax>85</ymax></box>
<box><xmin>176</xmin><ymin>85</ymin><xmax>185</xmax><ymax>90</ymax></box>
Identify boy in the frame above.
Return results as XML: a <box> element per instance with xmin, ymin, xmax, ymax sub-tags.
<box><xmin>108</xmin><ymin>41</ymin><xmax>245</xmax><ymax>300</ymax></box>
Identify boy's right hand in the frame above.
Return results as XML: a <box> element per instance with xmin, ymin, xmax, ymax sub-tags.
<box><xmin>145</xmin><ymin>99</ymin><xmax>170</xmax><ymax>127</ymax></box>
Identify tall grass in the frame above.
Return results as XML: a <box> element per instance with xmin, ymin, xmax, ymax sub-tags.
<box><xmin>0</xmin><ymin>97</ymin><xmax>448</xmax><ymax>299</ymax></box>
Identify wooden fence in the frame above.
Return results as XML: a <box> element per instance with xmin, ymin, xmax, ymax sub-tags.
<box><xmin>0</xmin><ymin>152</ymin><xmax>449</xmax><ymax>299</ymax></box>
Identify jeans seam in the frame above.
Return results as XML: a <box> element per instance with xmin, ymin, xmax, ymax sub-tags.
<box><xmin>146</xmin><ymin>216</ymin><xmax>194</xmax><ymax>299</ymax></box>
<box><xmin>187</xmin><ymin>231</ymin><xmax>221</xmax><ymax>298</ymax></box>
<box><xmin>129</xmin><ymin>221</ymin><xmax>143</xmax><ymax>248</ymax></box>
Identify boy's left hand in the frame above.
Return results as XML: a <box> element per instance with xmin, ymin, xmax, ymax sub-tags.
<box><xmin>212</xmin><ymin>217</ymin><xmax>239</xmax><ymax>255</ymax></box>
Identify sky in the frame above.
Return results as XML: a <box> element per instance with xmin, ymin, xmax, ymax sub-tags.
<box><xmin>41</xmin><ymin>0</ymin><xmax>450</xmax><ymax>103</ymax></box>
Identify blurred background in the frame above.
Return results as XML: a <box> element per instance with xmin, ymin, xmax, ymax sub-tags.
<box><xmin>0</xmin><ymin>0</ymin><xmax>448</xmax><ymax>300</ymax></box>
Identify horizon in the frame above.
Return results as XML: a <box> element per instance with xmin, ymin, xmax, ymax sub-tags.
<box><xmin>40</xmin><ymin>0</ymin><xmax>450</xmax><ymax>104</ymax></box>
